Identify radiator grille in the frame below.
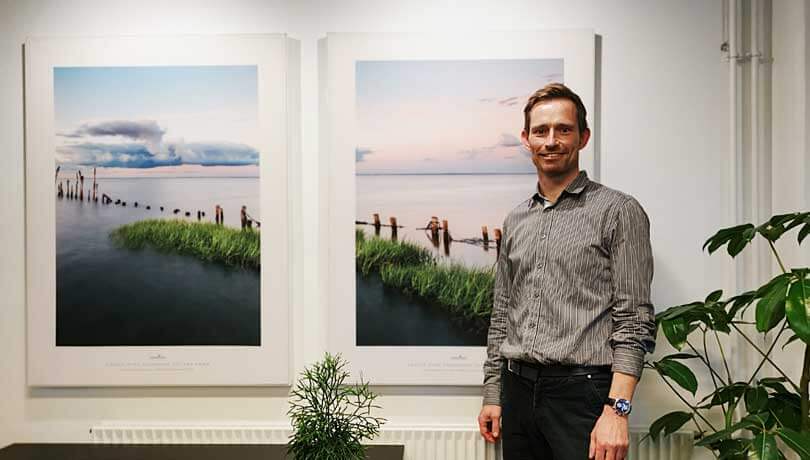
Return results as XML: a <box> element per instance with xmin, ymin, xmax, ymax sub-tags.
<box><xmin>90</xmin><ymin>424</ymin><xmax>694</xmax><ymax>460</ymax></box>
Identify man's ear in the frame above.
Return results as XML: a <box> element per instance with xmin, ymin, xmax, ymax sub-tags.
<box><xmin>521</xmin><ymin>130</ymin><xmax>531</xmax><ymax>150</ymax></box>
<box><xmin>579</xmin><ymin>128</ymin><xmax>591</xmax><ymax>150</ymax></box>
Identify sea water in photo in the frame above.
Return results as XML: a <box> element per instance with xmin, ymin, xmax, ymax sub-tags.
<box><xmin>56</xmin><ymin>177</ymin><xmax>261</xmax><ymax>346</ymax></box>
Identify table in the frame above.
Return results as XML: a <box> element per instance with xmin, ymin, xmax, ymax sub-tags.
<box><xmin>0</xmin><ymin>443</ymin><xmax>405</xmax><ymax>460</ymax></box>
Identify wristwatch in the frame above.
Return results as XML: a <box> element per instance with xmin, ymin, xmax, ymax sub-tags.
<box><xmin>605</xmin><ymin>397</ymin><xmax>632</xmax><ymax>416</ymax></box>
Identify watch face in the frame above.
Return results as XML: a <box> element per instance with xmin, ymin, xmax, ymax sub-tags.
<box><xmin>615</xmin><ymin>399</ymin><xmax>631</xmax><ymax>415</ymax></box>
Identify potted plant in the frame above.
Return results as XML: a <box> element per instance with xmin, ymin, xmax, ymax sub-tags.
<box><xmin>288</xmin><ymin>352</ymin><xmax>385</xmax><ymax>460</ymax></box>
<box><xmin>646</xmin><ymin>212</ymin><xmax>810</xmax><ymax>459</ymax></box>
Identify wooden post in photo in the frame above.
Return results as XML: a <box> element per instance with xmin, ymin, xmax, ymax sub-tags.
<box><xmin>442</xmin><ymin>219</ymin><xmax>451</xmax><ymax>255</ymax></box>
<box><xmin>92</xmin><ymin>168</ymin><xmax>97</xmax><ymax>201</ymax></box>
<box><xmin>482</xmin><ymin>225</ymin><xmax>490</xmax><ymax>250</ymax></box>
<box><xmin>215</xmin><ymin>205</ymin><xmax>221</xmax><ymax>225</ymax></box>
<box><xmin>197</xmin><ymin>210</ymin><xmax>202</xmax><ymax>221</ymax></box>
<box><xmin>78</xmin><ymin>171</ymin><xmax>84</xmax><ymax>201</ymax></box>
<box><xmin>66</xmin><ymin>180</ymin><xmax>71</xmax><ymax>199</ymax></box>
<box><xmin>430</xmin><ymin>216</ymin><xmax>440</xmax><ymax>247</ymax></box>
<box><xmin>494</xmin><ymin>228</ymin><xmax>502</xmax><ymax>258</ymax></box>
<box><xmin>240</xmin><ymin>206</ymin><xmax>248</xmax><ymax>229</ymax></box>
<box><xmin>373</xmin><ymin>213</ymin><xmax>381</xmax><ymax>237</ymax></box>
<box><xmin>389</xmin><ymin>216</ymin><xmax>398</xmax><ymax>241</ymax></box>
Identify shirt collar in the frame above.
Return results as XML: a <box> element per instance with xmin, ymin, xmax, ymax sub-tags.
<box><xmin>529</xmin><ymin>170</ymin><xmax>590</xmax><ymax>208</ymax></box>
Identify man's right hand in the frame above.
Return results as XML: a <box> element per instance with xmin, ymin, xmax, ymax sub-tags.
<box><xmin>478</xmin><ymin>405</ymin><xmax>502</xmax><ymax>443</ymax></box>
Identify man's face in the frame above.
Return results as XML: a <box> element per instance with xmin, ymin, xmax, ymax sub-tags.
<box><xmin>521</xmin><ymin>98</ymin><xmax>590</xmax><ymax>178</ymax></box>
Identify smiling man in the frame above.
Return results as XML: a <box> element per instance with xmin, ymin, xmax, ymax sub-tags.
<box><xmin>477</xmin><ymin>83</ymin><xmax>656</xmax><ymax>460</ymax></box>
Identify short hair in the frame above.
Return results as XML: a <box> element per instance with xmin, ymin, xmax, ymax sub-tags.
<box><xmin>523</xmin><ymin>83</ymin><xmax>588</xmax><ymax>135</ymax></box>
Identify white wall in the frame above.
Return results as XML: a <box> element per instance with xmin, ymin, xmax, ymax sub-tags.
<box><xmin>0</xmin><ymin>0</ymin><xmax>744</xmax><ymax>454</ymax></box>
<box><xmin>770</xmin><ymin>0</ymin><xmax>809</xmax><ymax>419</ymax></box>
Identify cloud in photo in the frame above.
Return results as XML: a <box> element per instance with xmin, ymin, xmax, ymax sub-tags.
<box><xmin>60</xmin><ymin>120</ymin><xmax>166</xmax><ymax>153</ymax></box>
<box><xmin>459</xmin><ymin>133</ymin><xmax>528</xmax><ymax>160</ymax></box>
<box><xmin>58</xmin><ymin>139</ymin><xmax>258</xmax><ymax>169</ymax></box>
<box><xmin>497</xmin><ymin>133</ymin><xmax>522</xmax><ymax>147</ymax></box>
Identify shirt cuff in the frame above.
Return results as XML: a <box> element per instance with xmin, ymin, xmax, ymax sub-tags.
<box><xmin>482</xmin><ymin>382</ymin><xmax>501</xmax><ymax>406</ymax></box>
<box><xmin>611</xmin><ymin>345</ymin><xmax>646</xmax><ymax>379</ymax></box>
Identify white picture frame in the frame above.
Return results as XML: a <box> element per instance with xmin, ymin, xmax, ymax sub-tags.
<box><xmin>25</xmin><ymin>34</ymin><xmax>298</xmax><ymax>386</ymax></box>
<box><xmin>320</xmin><ymin>31</ymin><xmax>596</xmax><ymax>385</ymax></box>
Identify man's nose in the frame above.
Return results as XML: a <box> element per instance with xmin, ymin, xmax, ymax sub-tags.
<box><xmin>544</xmin><ymin>129</ymin><xmax>559</xmax><ymax>149</ymax></box>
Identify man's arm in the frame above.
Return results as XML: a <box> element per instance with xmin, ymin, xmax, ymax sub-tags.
<box><xmin>608</xmin><ymin>197</ymin><xmax>656</xmax><ymax>380</ymax></box>
<box><xmin>478</xmin><ymin>220</ymin><xmax>511</xmax><ymax>443</ymax></box>
<box><xmin>590</xmin><ymin>197</ymin><xmax>656</xmax><ymax>460</ymax></box>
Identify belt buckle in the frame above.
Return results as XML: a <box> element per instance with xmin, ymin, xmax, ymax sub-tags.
<box><xmin>507</xmin><ymin>360</ymin><xmax>519</xmax><ymax>375</ymax></box>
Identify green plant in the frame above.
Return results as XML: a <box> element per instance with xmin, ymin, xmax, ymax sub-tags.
<box><xmin>110</xmin><ymin>219</ymin><xmax>260</xmax><ymax>269</ymax></box>
<box><xmin>287</xmin><ymin>353</ymin><xmax>385</xmax><ymax>460</ymax></box>
<box><xmin>646</xmin><ymin>212</ymin><xmax>810</xmax><ymax>459</ymax></box>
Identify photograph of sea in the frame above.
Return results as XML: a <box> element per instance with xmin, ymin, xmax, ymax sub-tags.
<box><xmin>54</xmin><ymin>65</ymin><xmax>261</xmax><ymax>346</ymax></box>
<box><xmin>355</xmin><ymin>59</ymin><xmax>564</xmax><ymax>347</ymax></box>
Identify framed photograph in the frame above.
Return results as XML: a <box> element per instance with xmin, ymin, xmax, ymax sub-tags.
<box><xmin>25</xmin><ymin>35</ymin><xmax>298</xmax><ymax>386</ymax></box>
<box><xmin>321</xmin><ymin>31</ymin><xmax>595</xmax><ymax>385</ymax></box>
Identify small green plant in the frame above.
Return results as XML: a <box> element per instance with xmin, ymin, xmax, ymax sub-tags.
<box><xmin>110</xmin><ymin>219</ymin><xmax>260</xmax><ymax>269</ymax></box>
<box><xmin>646</xmin><ymin>212</ymin><xmax>810</xmax><ymax>459</ymax></box>
<box><xmin>287</xmin><ymin>353</ymin><xmax>385</xmax><ymax>460</ymax></box>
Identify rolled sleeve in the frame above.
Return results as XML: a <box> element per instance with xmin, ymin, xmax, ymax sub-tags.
<box><xmin>608</xmin><ymin>198</ymin><xmax>656</xmax><ymax>379</ymax></box>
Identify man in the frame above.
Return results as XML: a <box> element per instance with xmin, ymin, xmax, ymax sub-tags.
<box><xmin>478</xmin><ymin>83</ymin><xmax>656</xmax><ymax>460</ymax></box>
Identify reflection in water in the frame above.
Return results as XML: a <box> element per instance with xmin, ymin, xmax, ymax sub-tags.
<box><xmin>356</xmin><ymin>272</ymin><xmax>487</xmax><ymax>347</ymax></box>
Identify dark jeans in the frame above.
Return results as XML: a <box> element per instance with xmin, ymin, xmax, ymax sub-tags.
<box><xmin>501</xmin><ymin>363</ymin><xmax>612</xmax><ymax>459</ymax></box>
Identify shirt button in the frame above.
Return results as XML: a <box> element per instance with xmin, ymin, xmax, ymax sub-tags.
<box><xmin>539</xmin><ymin>234</ymin><xmax>547</xmax><ymax>240</ymax></box>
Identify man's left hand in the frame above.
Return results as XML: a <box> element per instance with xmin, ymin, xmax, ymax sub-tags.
<box><xmin>588</xmin><ymin>406</ymin><xmax>629</xmax><ymax>460</ymax></box>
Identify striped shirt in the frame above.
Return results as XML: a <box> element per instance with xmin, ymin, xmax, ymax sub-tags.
<box><xmin>482</xmin><ymin>171</ymin><xmax>656</xmax><ymax>406</ymax></box>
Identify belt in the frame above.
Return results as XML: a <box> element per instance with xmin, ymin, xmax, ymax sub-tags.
<box><xmin>507</xmin><ymin>359</ymin><xmax>612</xmax><ymax>381</ymax></box>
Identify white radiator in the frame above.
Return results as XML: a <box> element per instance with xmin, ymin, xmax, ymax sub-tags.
<box><xmin>89</xmin><ymin>423</ymin><xmax>694</xmax><ymax>460</ymax></box>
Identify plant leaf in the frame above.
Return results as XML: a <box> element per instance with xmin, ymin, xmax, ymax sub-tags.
<box><xmin>647</xmin><ymin>411</ymin><xmax>692</xmax><ymax>442</ymax></box>
<box><xmin>703</xmin><ymin>224</ymin><xmax>755</xmax><ymax>255</ymax></box>
<box><xmin>785</xmin><ymin>277</ymin><xmax>810</xmax><ymax>344</ymax></box>
<box><xmin>768</xmin><ymin>394</ymin><xmax>802</xmax><ymax>431</ymax></box>
<box><xmin>782</xmin><ymin>334</ymin><xmax>801</xmax><ymax>350</ymax></box>
<box><xmin>655</xmin><ymin>359</ymin><xmax>698</xmax><ymax>395</ymax></box>
<box><xmin>799</xmin><ymin>221</ymin><xmax>810</xmax><ymax>244</ymax></box>
<box><xmin>727</xmin><ymin>290</ymin><xmax>758</xmax><ymax>319</ymax></box>
<box><xmin>755</xmin><ymin>276</ymin><xmax>789</xmax><ymax>332</ymax></box>
<box><xmin>776</xmin><ymin>428</ymin><xmax>810</xmax><ymax>459</ymax></box>
<box><xmin>661</xmin><ymin>353</ymin><xmax>701</xmax><ymax>360</ymax></box>
<box><xmin>745</xmin><ymin>386</ymin><xmax>769</xmax><ymax>413</ymax></box>
<box><xmin>657</xmin><ymin>301</ymin><xmax>704</xmax><ymax>321</ymax></box>
<box><xmin>706</xmin><ymin>289</ymin><xmax>724</xmax><ymax>303</ymax></box>
<box><xmin>661</xmin><ymin>317</ymin><xmax>690</xmax><ymax>350</ymax></box>
<box><xmin>716</xmin><ymin>439</ymin><xmax>749</xmax><ymax>460</ymax></box>
<box><xmin>749</xmin><ymin>432</ymin><xmax>778</xmax><ymax>460</ymax></box>
<box><xmin>698</xmin><ymin>382</ymin><xmax>749</xmax><ymax>408</ymax></box>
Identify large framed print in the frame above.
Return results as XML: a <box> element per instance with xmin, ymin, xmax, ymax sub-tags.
<box><xmin>25</xmin><ymin>35</ymin><xmax>298</xmax><ymax>386</ymax></box>
<box><xmin>321</xmin><ymin>31</ymin><xmax>596</xmax><ymax>385</ymax></box>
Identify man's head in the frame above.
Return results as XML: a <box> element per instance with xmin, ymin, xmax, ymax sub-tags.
<box><xmin>521</xmin><ymin>83</ymin><xmax>590</xmax><ymax>179</ymax></box>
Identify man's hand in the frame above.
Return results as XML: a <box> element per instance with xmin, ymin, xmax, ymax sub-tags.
<box><xmin>588</xmin><ymin>406</ymin><xmax>629</xmax><ymax>460</ymax></box>
<box><xmin>477</xmin><ymin>405</ymin><xmax>502</xmax><ymax>443</ymax></box>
